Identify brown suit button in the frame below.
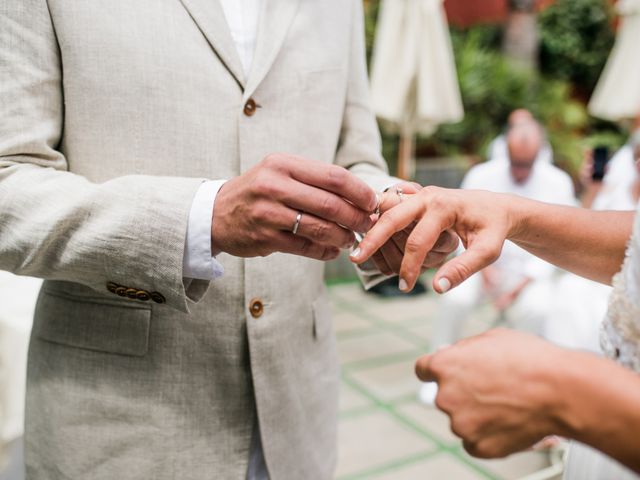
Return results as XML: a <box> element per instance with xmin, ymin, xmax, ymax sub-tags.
<box><xmin>115</xmin><ymin>286</ymin><xmax>127</xmax><ymax>297</ymax></box>
<box><xmin>243</xmin><ymin>98</ymin><xmax>258</xmax><ymax>117</ymax></box>
<box><xmin>150</xmin><ymin>292</ymin><xmax>166</xmax><ymax>304</ymax></box>
<box><xmin>106</xmin><ymin>282</ymin><xmax>119</xmax><ymax>294</ymax></box>
<box><xmin>249</xmin><ymin>299</ymin><xmax>264</xmax><ymax>318</ymax></box>
<box><xmin>125</xmin><ymin>288</ymin><xmax>139</xmax><ymax>299</ymax></box>
<box><xmin>136</xmin><ymin>290</ymin><xmax>151</xmax><ymax>302</ymax></box>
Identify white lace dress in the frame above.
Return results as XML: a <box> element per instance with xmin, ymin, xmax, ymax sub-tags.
<box><xmin>563</xmin><ymin>211</ymin><xmax>640</xmax><ymax>479</ymax></box>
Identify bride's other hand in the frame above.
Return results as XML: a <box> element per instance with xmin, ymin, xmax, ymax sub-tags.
<box><xmin>414</xmin><ymin>329</ymin><xmax>574</xmax><ymax>459</ymax></box>
<box><xmin>351</xmin><ymin>186</ymin><xmax>518</xmax><ymax>293</ymax></box>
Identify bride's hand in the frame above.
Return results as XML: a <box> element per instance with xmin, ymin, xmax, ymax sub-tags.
<box><xmin>351</xmin><ymin>186</ymin><xmax>518</xmax><ymax>293</ymax></box>
<box><xmin>363</xmin><ymin>183</ymin><xmax>459</xmax><ymax>276</ymax></box>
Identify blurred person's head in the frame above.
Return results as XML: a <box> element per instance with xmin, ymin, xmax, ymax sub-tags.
<box><xmin>507</xmin><ymin>122</ymin><xmax>543</xmax><ymax>184</ymax></box>
<box><xmin>507</xmin><ymin>109</ymin><xmax>534</xmax><ymax>128</ymax></box>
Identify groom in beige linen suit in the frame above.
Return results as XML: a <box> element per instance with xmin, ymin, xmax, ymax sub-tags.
<box><xmin>0</xmin><ymin>0</ymin><xmax>457</xmax><ymax>478</ymax></box>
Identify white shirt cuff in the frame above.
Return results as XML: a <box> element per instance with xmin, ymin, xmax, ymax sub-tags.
<box><xmin>183</xmin><ymin>180</ymin><xmax>227</xmax><ymax>281</ymax></box>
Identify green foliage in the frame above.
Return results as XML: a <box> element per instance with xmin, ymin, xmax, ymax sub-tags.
<box><xmin>362</xmin><ymin>0</ymin><xmax>626</xmax><ymax>176</ymax></box>
<box><xmin>427</xmin><ymin>27</ymin><xmax>534</xmax><ymax>158</ymax></box>
<box><xmin>538</xmin><ymin>0</ymin><xmax>615</xmax><ymax>95</ymax></box>
<box><xmin>422</xmin><ymin>27</ymin><xmax>600</xmax><ymax>172</ymax></box>
<box><xmin>421</xmin><ymin>24</ymin><xmax>626</xmax><ymax>174</ymax></box>
<box><xmin>364</xmin><ymin>0</ymin><xmax>379</xmax><ymax>65</ymax></box>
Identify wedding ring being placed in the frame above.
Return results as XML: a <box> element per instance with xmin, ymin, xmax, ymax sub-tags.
<box><xmin>292</xmin><ymin>212</ymin><xmax>303</xmax><ymax>235</ymax></box>
<box><xmin>396</xmin><ymin>187</ymin><xmax>405</xmax><ymax>203</ymax></box>
<box><xmin>374</xmin><ymin>192</ymin><xmax>382</xmax><ymax>216</ymax></box>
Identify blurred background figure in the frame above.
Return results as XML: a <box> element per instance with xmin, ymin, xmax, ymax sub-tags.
<box><xmin>545</xmin><ymin>128</ymin><xmax>640</xmax><ymax>353</ymax></box>
<box><xmin>0</xmin><ymin>272</ymin><xmax>40</xmax><ymax>480</ymax></box>
<box><xmin>420</xmin><ymin>118</ymin><xmax>576</xmax><ymax>405</ymax></box>
<box><xmin>582</xmin><ymin>120</ymin><xmax>640</xmax><ymax>211</ymax></box>
<box><xmin>486</xmin><ymin>108</ymin><xmax>554</xmax><ymax>163</ymax></box>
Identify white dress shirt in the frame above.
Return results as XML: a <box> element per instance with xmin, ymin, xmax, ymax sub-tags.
<box><xmin>182</xmin><ymin>0</ymin><xmax>262</xmax><ymax>282</ymax></box>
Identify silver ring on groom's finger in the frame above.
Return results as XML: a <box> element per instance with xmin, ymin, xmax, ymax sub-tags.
<box><xmin>292</xmin><ymin>212</ymin><xmax>303</xmax><ymax>235</ymax></box>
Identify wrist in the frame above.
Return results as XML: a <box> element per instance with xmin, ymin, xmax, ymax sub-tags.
<box><xmin>544</xmin><ymin>349</ymin><xmax>594</xmax><ymax>440</ymax></box>
<box><xmin>505</xmin><ymin>194</ymin><xmax>530</xmax><ymax>242</ymax></box>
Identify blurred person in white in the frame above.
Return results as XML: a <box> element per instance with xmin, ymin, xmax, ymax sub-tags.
<box><xmin>546</xmin><ymin>130</ymin><xmax>640</xmax><ymax>353</ymax></box>
<box><xmin>0</xmin><ymin>272</ymin><xmax>41</xmax><ymax>467</ymax></box>
<box><xmin>486</xmin><ymin>109</ymin><xmax>554</xmax><ymax>164</ymax></box>
<box><xmin>583</xmin><ymin>122</ymin><xmax>640</xmax><ymax>212</ymax></box>
<box><xmin>419</xmin><ymin>121</ymin><xmax>575</xmax><ymax>405</ymax></box>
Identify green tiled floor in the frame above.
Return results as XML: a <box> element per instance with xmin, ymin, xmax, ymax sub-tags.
<box><xmin>330</xmin><ymin>282</ymin><xmax>562</xmax><ymax>480</ymax></box>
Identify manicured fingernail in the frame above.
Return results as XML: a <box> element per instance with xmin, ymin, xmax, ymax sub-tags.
<box><xmin>399</xmin><ymin>278</ymin><xmax>409</xmax><ymax>291</ymax></box>
<box><xmin>437</xmin><ymin>277</ymin><xmax>451</xmax><ymax>293</ymax></box>
<box><xmin>350</xmin><ymin>248</ymin><xmax>361</xmax><ymax>259</ymax></box>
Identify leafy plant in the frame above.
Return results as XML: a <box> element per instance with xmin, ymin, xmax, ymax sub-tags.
<box><xmin>362</xmin><ymin>1</ymin><xmax>626</xmax><ymax>177</ymax></box>
<box><xmin>538</xmin><ymin>0</ymin><xmax>615</xmax><ymax>96</ymax></box>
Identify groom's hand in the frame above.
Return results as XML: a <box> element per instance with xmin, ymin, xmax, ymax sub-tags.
<box><xmin>211</xmin><ymin>154</ymin><xmax>377</xmax><ymax>260</ymax></box>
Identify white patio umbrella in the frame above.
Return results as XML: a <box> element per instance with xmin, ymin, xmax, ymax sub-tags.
<box><xmin>370</xmin><ymin>0</ymin><xmax>464</xmax><ymax>179</ymax></box>
<box><xmin>589</xmin><ymin>0</ymin><xmax>640</xmax><ymax>121</ymax></box>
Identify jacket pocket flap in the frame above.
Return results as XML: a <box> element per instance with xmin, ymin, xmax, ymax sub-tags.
<box><xmin>34</xmin><ymin>290</ymin><xmax>151</xmax><ymax>357</ymax></box>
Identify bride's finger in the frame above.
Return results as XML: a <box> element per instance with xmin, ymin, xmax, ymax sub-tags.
<box><xmin>398</xmin><ymin>214</ymin><xmax>449</xmax><ymax>291</ymax></box>
<box><xmin>350</xmin><ymin>197</ymin><xmax>423</xmax><ymax>263</ymax></box>
<box><xmin>432</xmin><ymin>233</ymin><xmax>504</xmax><ymax>293</ymax></box>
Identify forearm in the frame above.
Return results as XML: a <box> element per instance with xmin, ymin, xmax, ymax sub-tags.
<box><xmin>554</xmin><ymin>350</ymin><xmax>640</xmax><ymax>473</ymax></box>
<box><xmin>0</xmin><ymin>163</ymin><xmax>205</xmax><ymax>311</ymax></box>
<box><xmin>508</xmin><ymin>195</ymin><xmax>633</xmax><ymax>284</ymax></box>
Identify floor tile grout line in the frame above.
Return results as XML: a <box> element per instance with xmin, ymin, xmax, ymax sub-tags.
<box><xmin>332</xmin><ymin>297</ymin><xmax>433</xmax><ymax>351</ymax></box>
<box><xmin>341</xmin><ymin>372</ymin><xmax>502</xmax><ymax>480</ymax></box>
<box><xmin>336</xmin><ymin>327</ymin><xmax>380</xmax><ymax>341</ymax></box>
<box><xmin>341</xmin><ymin>350</ymin><xmax>425</xmax><ymax>372</ymax></box>
<box><xmin>332</xmin><ymin>285</ymin><xmax>507</xmax><ymax>480</ymax></box>
<box><xmin>335</xmin><ymin>317</ymin><xmax>433</xmax><ymax>341</ymax></box>
<box><xmin>339</xmin><ymin>404</ymin><xmax>379</xmax><ymax>420</ymax></box>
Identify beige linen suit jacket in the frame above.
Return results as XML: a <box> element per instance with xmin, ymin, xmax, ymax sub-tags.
<box><xmin>0</xmin><ymin>0</ymin><xmax>393</xmax><ymax>478</ymax></box>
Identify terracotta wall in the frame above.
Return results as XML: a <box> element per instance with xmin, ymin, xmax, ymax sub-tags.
<box><xmin>444</xmin><ymin>0</ymin><xmax>554</xmax><ymax>27</ymax></box>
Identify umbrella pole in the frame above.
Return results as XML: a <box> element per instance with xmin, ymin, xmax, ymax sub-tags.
<box><xmin>397</xmin><ymin>133</ymin><xmax>414</xmax><ymax>181</ymax></box>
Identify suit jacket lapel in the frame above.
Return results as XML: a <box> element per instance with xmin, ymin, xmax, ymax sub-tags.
<box><xmin>244</xmin><ymin>0</ymin><xmax>301</xmax><ymax>99</ymax></box>
<box><xmin>179</xmin><ymin>0</ymin><xmax>246</xmax><ymax>90</ymax></box>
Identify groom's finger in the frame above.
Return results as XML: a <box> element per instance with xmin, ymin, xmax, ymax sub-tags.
<box><xmin>371</xmin><ymin>249</ymin><xmax>393</xmax><ymax>276</ymax></box>
<box><xmin>433</xmin><ymin>230</ymin><xmax>460</xmax><ymax>254</ymax></box>
<box><xmin>379</xmin><ymin>239</ymin><xmax>404</xmax><ymax>274</ymax></box>
<box><xmin>432</xmin><ymin>233</ymin><xmax>504</xmax><ymax>293</ymax></box>
<box><xmin>286</xmin><ymin>156</ymin><xmax>377</xmax><ymax>212</ymax></box>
